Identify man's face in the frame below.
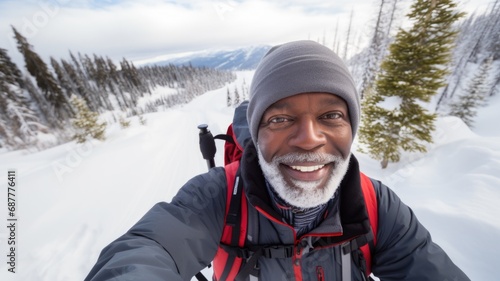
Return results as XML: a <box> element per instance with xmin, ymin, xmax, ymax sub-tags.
<box><xmin>257</xmin><ymin>92</ymin><xmax>352</xmax><ymax>208</ymax></box>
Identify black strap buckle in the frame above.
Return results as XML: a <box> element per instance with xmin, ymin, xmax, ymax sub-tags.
<box><xmin>342</xmin><ymin>231</ymin><xmax>373</xmax><ymax>255</ymax></box>
<box><xmin>261</xmin><ymin>245</ymin><xmax>294</xmax><ymax>259</ymax></box>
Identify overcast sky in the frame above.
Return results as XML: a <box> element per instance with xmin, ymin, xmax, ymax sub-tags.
<box><xmin>0</xmin><ymin>0</ymin><xmax>493</xmax><ymax>67</ymax></box>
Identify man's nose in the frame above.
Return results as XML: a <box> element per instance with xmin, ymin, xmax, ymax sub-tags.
<box><xmin>288</xmin><ymin>117</ymin><xmax>326</xmax><ymax>151</ymax></box>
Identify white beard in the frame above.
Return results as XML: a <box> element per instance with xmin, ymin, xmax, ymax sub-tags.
<box><xmin>257</xmin><ymin>147</ymin><xmax>351</xmax><ymax>209</ymax></box>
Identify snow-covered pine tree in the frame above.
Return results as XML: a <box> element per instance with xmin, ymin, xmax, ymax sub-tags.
<box><xmin>490</xmin><ymin>64</ymin><xmax>500</xmax><ymax>97</ymax></box>
<box><xmin>0</xmin><ymin>48</ymin><xmax>47</xmax><ymax>150</ymax></box>
<box><xmin>435</xmin><ymin>13</ymin><xmax>477</xmax><ymax>110</ymax></box>
<box><xmin>0</xmin><ymin>47</ymin><xmax>23</xmax><ymax>87</ymax></box>
<box><xmin>0</xmin><ymin>47</ymin><xmax>23</xmax><ymax>148</ymax></box>
<box><xmin>51</xmin><ymin>57</ymin><xmax>71</xmax><ymax>95</ymax></box>
<box><xmin>486</xmin><ymin>1</ymin><xmax>500</xmax><ymax>97</ymax></box>
<box><xmin>50</xmin><ymin>57</ymin><xmax>76</xmax><ymax>116</ymax></box>
<box><xmin>359</xmin><ymin>0</ymin><xmax>464</xmax><ymax>168</ymax></box>
<box><xmin>233</xmin><ymin>87</ymin><xmax>241</xmax><ymax>106</ymax></box>
<box><xmin>70</xmin><ymin>95</ymin><xmax>106</xmax><ymax>143</ymax></box>
<box><xmin>437</xmin><ymin>2</ymin><xmax>500</xmax><ymax>109</ymax></box>
<box><xmin>227</xmin><ymin>88</ymin><xmax>232</xmax><ymax>107</ymax></box>
<box><xmin>358</xmin><ymin>0</ymin><xmax>400</xmax><ymax>98</ymax></box>
<box><xmin>118</xmin><ymin>114</ymin><xmax>131</xmax><ymax>129</ymax></box>
<box><xmin>241</xmin><ymin>78</ymin><xmax>247</xmax><ymax>100</ymax></box>
<box><xmin>343</xmin><ymin>9</ymin><xmax>354</xmax><ymax>60</ymax></box>
<box><xmin>138</xmin><ymin>114</ymin><xmax>147</xmax><ymax>126</ymax></box>
<box><xmin>61</xmin><ymin>59</ymin><xmax>94</xmax><ymax>111</ymax></box>
<box><xmin>449</xmin><ymin>56</ymin><xmax>493</xmax><ymax>127</ymax></box>
<box><xmin>12</xmin><ymin>26</ymin><xmax>71</xmax><ymax>121</ymax></box>
<box><xmin>22</xmin><ymin>73</ymin><xmax>60</xmax><ymax>128</ymax></box>
<box><xmin>6</xmin><ymin>99</ymin><xmax>48</xmax><ymax>149</ymax></box>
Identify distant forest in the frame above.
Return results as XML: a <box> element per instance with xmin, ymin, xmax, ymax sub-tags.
<box><xmin>0</xmin><ymin>27</ymin><xmax>236</xmax><ymax>151</ymax></box>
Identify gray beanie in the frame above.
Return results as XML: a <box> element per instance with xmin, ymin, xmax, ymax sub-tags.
<box><xmin>247</xmin><ymin>40</ymin><xmax>360</xmax><ymax>144</ymax></box>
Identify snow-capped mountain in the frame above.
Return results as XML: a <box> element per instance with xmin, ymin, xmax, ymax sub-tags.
<box><xmin>136</xmin><ymin>45</ymin><xmax>271</xmax><ymax>70</ymax></box>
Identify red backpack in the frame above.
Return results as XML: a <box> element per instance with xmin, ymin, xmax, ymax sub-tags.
<box><xmin>197</xmin><ymin>101</ymin><xmax>378</xmax><ymax>281</ymax></box>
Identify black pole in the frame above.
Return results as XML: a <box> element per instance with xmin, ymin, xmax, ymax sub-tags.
<box><xmin>198</xmin><ymin>124</ymin><xmax>216</xmax><ymax>169</ymax></box>
<box><xmin>196</xmin><ymin>124</ymin><xmax>216</xmax><ymax>281</ymax></box>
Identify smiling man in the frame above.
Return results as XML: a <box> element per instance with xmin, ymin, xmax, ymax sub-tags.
<box><xmin>257</xmin><ymin>93</ymin><xmax>352</xmax><ymax>210</ymax></box>
<box><xmin>85</xmin><ymin>40</ymin><xmax>470</xmax><ymax>281</ymax></box>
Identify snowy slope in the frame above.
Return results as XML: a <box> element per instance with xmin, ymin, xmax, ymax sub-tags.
<box><xmin>0</xmin><ymin>70</ymin><xmax>499</xmax><ymax>281</ymax></box>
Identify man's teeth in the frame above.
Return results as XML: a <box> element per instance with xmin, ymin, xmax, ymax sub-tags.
<box><xmin>290</xmin><ymin>165</ymin><xmax>325</xmax><ymax>172</ymax></box>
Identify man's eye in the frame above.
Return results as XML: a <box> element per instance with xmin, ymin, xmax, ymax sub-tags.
<box><xmin>262</xmin><ymin>116</ymin><xmax>294</xmax><ymax>129</ymax></box>
<box><xmin>269</xmin><ymin>117</ymin><xmax>290</xmax><ymax>123</ymax></box>
<box><xmin>321</xmin><ymin>112</ymin><xmax>342</xmax><ymax>119</ymax></box>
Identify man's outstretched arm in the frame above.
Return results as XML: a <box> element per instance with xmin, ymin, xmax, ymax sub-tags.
<box><xmin>85</xmin><ymin>167</ymin><xmax>228</xmax><ymax>281</ymax></box>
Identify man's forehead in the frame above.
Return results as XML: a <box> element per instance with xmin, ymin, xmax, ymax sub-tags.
<box><xmin>265</xmin><ymin>93</ymin><xmax>347</xmax><ymax>112</ymax></box>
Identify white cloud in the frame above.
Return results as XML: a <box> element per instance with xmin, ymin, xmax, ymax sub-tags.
<box><xmin>0</xmin><ymin>0</ymin><xmax>372</xmax><ymax>64</ymax></box>
<box><xmin>0</xmin><ymin>0</ymin><xmax>493</xmax><ymax>67</ymax></box>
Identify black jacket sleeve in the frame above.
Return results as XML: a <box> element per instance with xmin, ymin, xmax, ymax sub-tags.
<box><xmin>84</xmin><ymin>167</ymin><xmax>227</xmax><ymax>281</ymax></box>
<box><xmin>372</xmin><ymin>181</ymin><xmax>470</xmax><ymax>281</ymax></box>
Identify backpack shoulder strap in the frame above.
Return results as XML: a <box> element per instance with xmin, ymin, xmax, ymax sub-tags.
<box><xmin>213</xmin><ymin>161</ymin><xmax>248</xmax><ymax>281</ymax></box>
<box><xmin>359</xmin><ymin>172</ymin><xmax>379</xmax><ymax>275</ymax></box>
<box><xmin>224</xmin><ymin>161</ymin><xmax>247</xmax><ymax>234</ymax></box>
<box><xmin>219</xmin><ymin>161</ymin><xmax>265</xmax><ymax>281</ymax></box>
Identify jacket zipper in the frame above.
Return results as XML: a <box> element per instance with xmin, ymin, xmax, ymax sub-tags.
<box><xmin>316</xmin><ymin>266</ymin><xmax>325</xmax><ymax>281</ymax></box>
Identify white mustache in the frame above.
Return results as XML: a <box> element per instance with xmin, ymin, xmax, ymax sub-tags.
<box><xmin>272</xmin><ymin>152</ymin><xmax>344</xmax><ymax>165</ymax></box>
<box><xmin>257</xmin><ymin>145</ymin><xmax>351</xmax><ymax>208</ymax></box>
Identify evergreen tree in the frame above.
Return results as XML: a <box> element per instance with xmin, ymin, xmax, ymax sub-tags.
<box><xmin>50</xmin><ymin>57</ymin><xmax>76</xmax><ymax>116</ymax></box>
<box><xmin>448</xmin><ymin>56</ymin><xmax>493</xmax><ymax>127</ymax></box>
<box><xmin>118</xmin><ymin>114</ymin><xmax>131</xmax><ymax>129</ymax></box>
<box><xmin>342</xmin><ymin>9</ymin><xmax>354</xmax><ymax>60</ymax></box>
<box><xmin>359</xmin><ymin>0</ymin><xmax>464</xmax><ymax>168</ymax></box>
<box><xmin>0</xmin><ymin>48</ymin><xmax>47</xmax><ymax>149</ymax></box>
<box><xmin>120</xmin><ymin>58</ymin><xmax>142</xmax><ymax>90</ymax></box>
<box><xmin>241</xmin><ymin>78</ymin><xmax>248</xmax><ymax>100</ymax></box>
<box><xmin>436</xmin><ymin>2</ymin><xmax>500</xmax><ymax>109</ymax></box>
<box><xmin>106</xmin><ymin>57</ymin><xmax>120</xmax><ymax>84</ymax></box>
<box><xmin>233</xmin><ymin>87</ymin><xmax>240</xmax><ymax>106</ymax></box>
<box><xmin>0</xmin><ymin>48</ymin><xmax>23</xmax><ymax>148</ymax></box>
<box><xmin>138</xmin><ymin>114</ymin><xmax>147</xmax><ymax>126</ymax></box>
<box><xmin>490</xmin><ymin>66</ymin><xmax>500</xmax><ymax>97</ymax></box>
<box><xmin>61</xmin><ymin>59</ymin><xmax>93</xmax><ymax>109</ymax></box>
<box><xmin>227</xmin><ymin>88</ymin><xmax>232</xmax><ymax>107</ymax></box>
<box><xmin>81</xmin><ymin>53</ymin><xmax>97</xmax><ymax>81</ymax></box>
<box><xmin>358</xmin><ymin>86</ymin><xmax>397</xmax><ymax>168</ymax></box>
<box><xmin>359</xmin><ymin>0</ymin><xmax>400</xmax><ymax>98</ymax></box>
<box><xmin>70</xmin><ymin>95</ymin><xmax>106</xmax><ymax>143</ymax></box>
<box><xmin>79</xmin><ymin>53</ymin><xmax>113</xmax><ymax>111</ymax></box>
<box><xmin>12</xmin><ymin>26</ymin><xmax>70</xmax><ymax>120</ymax></box>
<box><xmin>51</xmin><ymin>57</ymin><xmax>71</xmax><ymax>93</ymax></box>
<box><xmin>0</xmin><ymin>47</ymin><xmax>23</xmax><ymax>87</ymax></box>
<box><xmin>22</xmin><ymin>74</ymin><xmax>61</xmax><ymax>128</ymax></box>
<box><xmin>5</xmin><ymin>97</ymin><xmax>48</xmax><ymax>148</ymax></box>
<box><xmin>435</xmin><ymin>13</ymin><xmax>478</xmax><ymax>110</ymax></box>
